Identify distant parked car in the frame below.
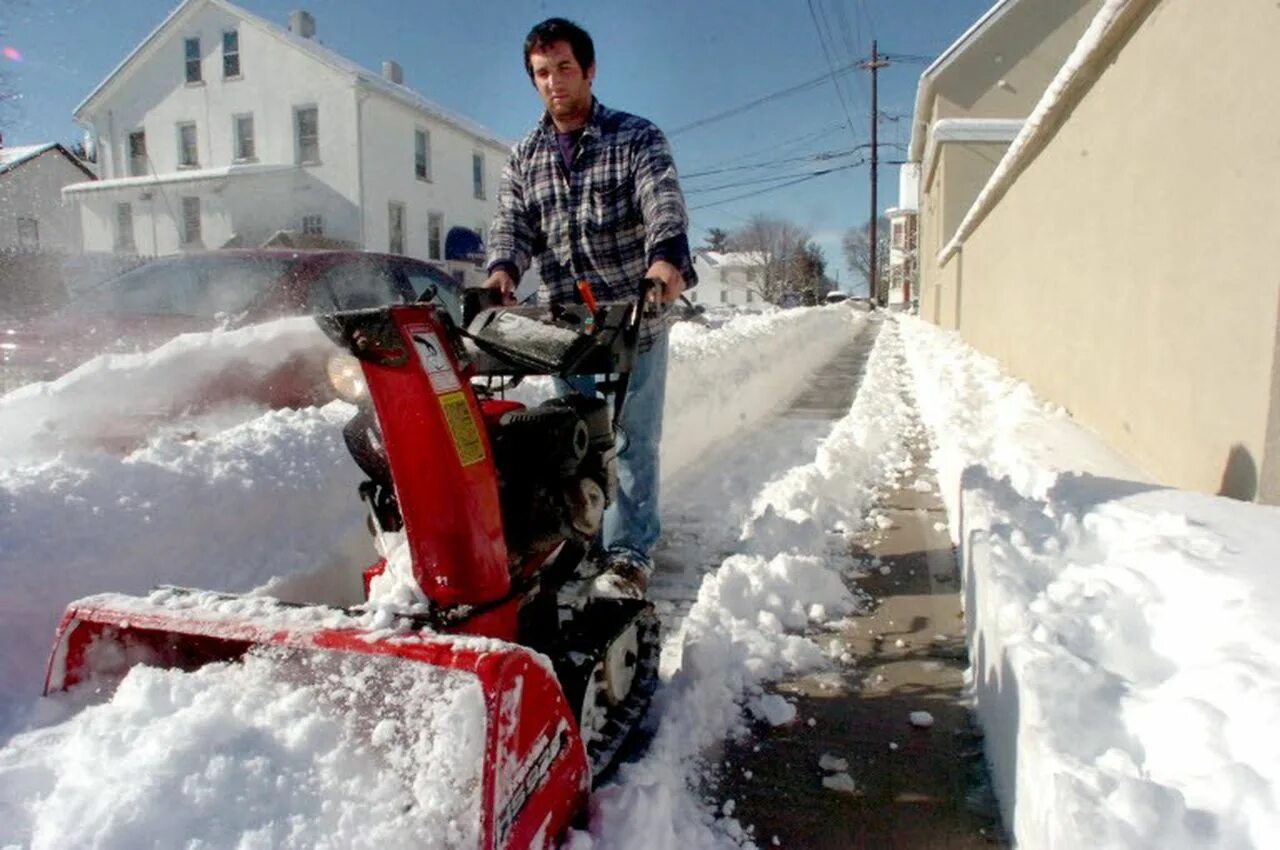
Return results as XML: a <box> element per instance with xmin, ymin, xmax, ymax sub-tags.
<box><xmin>0</xmin><ymin>249</ymin><xmax>461</xmax><ymax>398</ymax></box>
<box><xmin>824</xmin><ymin>291</ymin><xmax>850</xmax><ymax>304</ymax></box>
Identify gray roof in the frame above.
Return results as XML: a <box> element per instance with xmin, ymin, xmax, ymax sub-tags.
<box><xmin>0</xmin><ymin>142</ymin><xmax>96</xmax><ymax>179</ymax></box>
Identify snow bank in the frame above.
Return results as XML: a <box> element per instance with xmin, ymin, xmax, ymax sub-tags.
<box><xmin>574</xmin><ymin>319</ymin><xmax>914</xmax><ymax>848</ymax></box>
<box><xmin>662</xmin><ymin>307</ymin><xmax>861</xmax><ymax>476</ymax></box>
<box><xmin>898</xmin><ymin>315</ymin><xmax>1280</xmax><ymax>849</ymax></box>
<box><xmin>0</xmin><ymin>306</ymin><xmax>857</xmax><ymax>735</ymax></box>
<box><xmin>0</xmin><ymin>403</ymin><xmax>368</xmax><ymax>731</ymax></box>
<box><xmin>0</xmin><ymin>648</ymin><xmax>486</xmax><ymax>850</ymax></box>
<box><xmin>0</xmin><ymin>316</ymin><xmax>334</xmax><ymax>458</ymax></box>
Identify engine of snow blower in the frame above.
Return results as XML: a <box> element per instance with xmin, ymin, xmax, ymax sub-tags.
<box><xmin>40</xmin><ymin>285</ymin><xmax>662</xmax><ymax>850</ymax></box>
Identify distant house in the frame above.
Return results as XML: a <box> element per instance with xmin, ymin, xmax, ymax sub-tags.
<box><xmin>63</xmin><ymin>0</ymin><xmax>510</xmax><ymax>284</ymax></box>
<box><xmin>885</xmin><ymin>163</ymin><xmax>920</xmax><ymax>308</ymax></box>
<box><xmin>0</xmin><ymin>140</ymin><xmax>96</xmax><ymax>253</ymax></box>
<box><xmin>691</xmin><ymin>251</ymin><xmax>766</xmax><ymax>307</ymax></box>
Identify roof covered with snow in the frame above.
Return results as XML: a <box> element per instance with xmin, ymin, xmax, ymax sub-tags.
<box><xmin>696</xmin><ymin>251</ymin><xmax>768</xmax><ymax>268</ymax></box>
<box><xmin>0</xmin><ymin>142</ymin><xmax>96</xmax><ymax>180</ymax></box>
<box><xmin>74</xmin><ymin>0</ymin><xmax>512</xmax><ymax>152</ymax></box>
<box><xmin>908</xmin><ymin>0</ymin><xmax>1026</xmax><ymax>161</ymax></box>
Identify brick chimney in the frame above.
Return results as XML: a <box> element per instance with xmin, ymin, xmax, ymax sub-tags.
<box><xmin>382</xmin><ymin>60</ymin><xmax>403</xmax><ymax>85</ymax></box>
<box><xmin>288</xmin><ymin>10</ymin><xmax>316</xmax><ymax>39</ymax></box>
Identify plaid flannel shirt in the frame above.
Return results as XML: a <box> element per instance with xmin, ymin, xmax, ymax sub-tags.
<box><xmin>486</xmin><ymin>99</ymin><xmax>696</xmax><ymax>348</ymax></box>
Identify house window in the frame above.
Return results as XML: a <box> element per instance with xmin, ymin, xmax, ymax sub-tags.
<box><xmin>427</xmin><ymin>212</ymin><xmax>443</xmax><ymax>260</ymax></box>
<box><xmin>388</xmin><ymin>202</ymin><xmax>405</xmax><ymax>255</ymax></box>
<box><xmin>128</xmin><ymin>130</ymin><xmax>147</xmax><ymax>177</ymax></box>
<box><xmin>177</xmin><ymin>122</ymin><xmax>198</xmax><ymax>167</ymax></box>
<box><xmin>302</xmin><ymin>214</ymin><xmax>323</xmax><ymax>236</ymax></box>
<box><xmin>415</xmin><ymin>129</ymin><xmax>431</xmax><ymax>181</ymax></box>
<box><xmin>115</xmin><ymin>203</ymin><xmax>135</xmax><ymax>251</ymax></box>
<box><xmin>687</xmin><ymin>291</ymin><xmax>697</xmax><ymax>303</ymax></box>
<box><xmin>222</xmin><ymin>29</ymin><xmax>240</xmax><ymax>78</ymax></box>
<box><xmin>182</xmin><ymin>197</ymin><xmax>202</xmax><ymax>245</ymax></box>
<box><xmin>184</xmin><ymin>37</ymin><xmax>201</xmax><ymax>83</ymax></box>
<box><xmin>234</xmin><ymin>115</ymin><xmax>255</xmax><ymax>160</ymax></box>
<box><xmin>295</xmin><ymin>106</ymin><xmax>319</xmax><ymax>164</ymax></box>
<box><xmin>16</xmin><ymin>217</ymin><xmax>38</xmax><ymax>250</ymax></box>
<box><xmin>472</xmin><ymin>152</ymin><xmax>485</xmax><ymax>200</ymax></box>
<box><xmin>720</xmin><ymin>290</ymin><xmax>728</xmax><ymax>304</ymax></box>
<box><xmin>746</xmin><ymin>290</ymin><xmax>754</xmax><ymax>303</ymax></box>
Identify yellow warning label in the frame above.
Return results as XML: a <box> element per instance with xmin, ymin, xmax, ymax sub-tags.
<box><xmin>439</xmin><ymin>392</ymin><xmax>486</xmax><ymax>467</ymax></box>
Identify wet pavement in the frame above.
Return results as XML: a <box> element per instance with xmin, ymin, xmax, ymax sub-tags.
<box><xmin>711</xmin><ymin>315</ymin><xmax>1006</xmax><ymax>849</ymax></box>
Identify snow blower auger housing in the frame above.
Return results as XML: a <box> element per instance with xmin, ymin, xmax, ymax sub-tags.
<box><xmin>42</xmin><ymin>284</ymin><xmax>663</xmax><ymax>850</ymax></box>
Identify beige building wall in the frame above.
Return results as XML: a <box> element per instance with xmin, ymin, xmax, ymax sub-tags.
<box><xmin>917</xmin><ymin>0</ymin><xmax>1101</xmax><ymax>330</ymax></box>
<box><xmin>931</xmin><ymin>0</ymin><xmax>1100</xmax><ymax>122</ymax></box>
<box><xmin>937</xmin><ymin>0</ymin><xmax>1280</xmax><ymax>502</ymax></box>
<box><xmin>920</xmin><ymin>142</ymin><xmax>1011</xmax><ymax>328</ymax></box>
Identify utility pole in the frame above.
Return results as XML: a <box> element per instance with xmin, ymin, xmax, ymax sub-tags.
<box><xmin>861</xmin><ymin>41</ymin><xmax>889</xmax><ymax>305</ymax></box>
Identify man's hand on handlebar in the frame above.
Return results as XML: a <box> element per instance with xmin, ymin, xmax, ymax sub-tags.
<box><xmin>483</xmin><ymin>268</ymin><xmax>517</xmax><ymax>305</ymax></box>
<box><xmin>644</xmin><ymin>260</ymin><xmax>686</xmax><ymax>305</ymax></box>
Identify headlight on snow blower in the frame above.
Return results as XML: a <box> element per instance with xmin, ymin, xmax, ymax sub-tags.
<box><xmin>326</xmin><ymin>353</ymin><xmax>367</xmax><ymax>402</ymax></box>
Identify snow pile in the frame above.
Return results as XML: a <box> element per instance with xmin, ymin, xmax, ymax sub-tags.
<box><xmin>662</xmin><ymin>306</ymin><xmax>861</xmax><ymax>476</ymax></box>
<box><xmin>0</xmin><ymin>316</ymin><xmax>334</xmax><ymax>457</ymax></box>
<box><xmin>898</xmin><ymin>315</ymin><xmax>1280</xmax><ymax>849</ymax></box>
<box><xmin>0</xmin><ymin>648</ymin><xmax>486</xmax><ymax>849</ymax></box>
<box><xmin>573</xmin><ymin>320</ymin><xmax>913</xmax><ymax>848</ymax></box>
<box><xmin>0</xmin><ymin>403</ymin><xmax>368</xmax><ymax>731</ymax></box>
<box><xmin>0</xmin><ymin>303</ymin><xmax>871</xmax><ymax>850</ymax></box>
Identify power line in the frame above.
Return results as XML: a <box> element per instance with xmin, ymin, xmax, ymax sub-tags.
<box><xmin>689</xmin><ymin>171</ymin><xmax>847</xmax><ymax>212</ymax></box>
<box><xmin>686</xmin><ymin>160</ymin><xmax>864</xmax><ymax>196</ymax></box>
<box><xmin>680</xmin><ymin>121</ymin><xmax>849</xmax><ymax>174</ymax></box>
<box><xmin>669</xmin><ymin>60</ymin><xmax>863</xmax><ymax>136</ymax></box>
<box><xmin>683</xmin><ymin>145</ymin><xmax>868</xmax><ymax>179</ymax></box>
<box><xmin>806</xmin><ymin>0</ymin><xmax>860</xmax><ymax>144</ymax></box>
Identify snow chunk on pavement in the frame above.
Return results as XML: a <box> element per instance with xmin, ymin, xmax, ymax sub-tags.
<box><xmin>750</xmin><ymin>693</ymin><xmax>797</xmax><ymax>726</ymax></box>
<box><xmin>822</xmin><ymin>773</ymin><xmax>857</xmax><ymax>793</ymax></box>
<box><xmin>909</xmin><ymin>711</ymin><xmax>935</xmax><ymax>728</ymax></box>
<box><xmin>818</xmin><ymin>753</ymin><xmax>848</xmax><ymax>772</ymax></box>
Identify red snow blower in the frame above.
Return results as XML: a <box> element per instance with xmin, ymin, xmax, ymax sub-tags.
<box><xmin>41</xmin><ymin>283</ymin><xmax>663</xmax><ymax>849</ymax></box>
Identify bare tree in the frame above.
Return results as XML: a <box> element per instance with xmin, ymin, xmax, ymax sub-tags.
<box><xmin>789</xmin><ymin>242</ymin><xmax>832</xmax><ymax>305</ymax></box>
<box><xmin>842</xmin><ymin>216</ymin><xmax>890</xmax><ymax>300</ymax></box>
<box><xmin>730</xmin><ymin>214</ymin><xmax>812</xmax><ymax>304</ymax></box>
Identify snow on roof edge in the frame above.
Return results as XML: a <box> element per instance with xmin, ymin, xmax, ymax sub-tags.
<box><xmin>936</xmin><ymin>0</ymin><xmax>1140</xmax><ymax>266</ymax></box>
<box><xmin>908</xmin><ymin>0</ymin><xmax>1023</xmax><ymax>161</ymax></box>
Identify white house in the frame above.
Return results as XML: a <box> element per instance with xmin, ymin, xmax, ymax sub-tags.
<box><xmin>690</xmin><ymin>251</ymin><xmax>765</xmax><ymax>307</ymax></box>
<box><xmin>0</xmin><ymin>141</ymin><xmax>95</xmax><ymax>253</ymax></box>
<box><xmin>63</xmin><ymin>0</ymin><xmax>511</xmax><ymax>283</ymax></box>
<box><xmin>885</xmin><ymin>162</ymin><xmax>920</xmax><ymax>308</ymax></box>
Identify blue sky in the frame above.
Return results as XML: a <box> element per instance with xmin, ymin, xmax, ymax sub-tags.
<box><xmin>1</xmin><ymin>0</ymin><xmax>996</xmax><ymax>291</ymax></box>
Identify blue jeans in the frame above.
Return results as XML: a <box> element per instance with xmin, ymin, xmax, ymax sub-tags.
<box><xmin>554</xmin><ymin>330</ymin><xmax>668</xmax><ymax>560</ymax></box>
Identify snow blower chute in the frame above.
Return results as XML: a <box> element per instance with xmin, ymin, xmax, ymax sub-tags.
<box><xmin>42</xmin><ymin>285</ymin><xmax>663</xmax><ymax>849</ymax></box>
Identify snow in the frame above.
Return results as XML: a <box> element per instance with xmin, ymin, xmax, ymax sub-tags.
<box><xmin>908</xmin><ymin>711</ymin><xmax>935</xmax><ymax>729</ymax></box>
<box><xmin>899</xmin><ymin>315</ymin><xmax>1280</xmax><ymax>849</ymax></box>
<box><xmin>821</xmin><ymin>773</ymin><xmax>857</xmax><ymax>794</ymax></box>
<box><xmin>1</xmin><ymin>304</ymin><xmax>1278</xmax><ymax>848</ymax></box>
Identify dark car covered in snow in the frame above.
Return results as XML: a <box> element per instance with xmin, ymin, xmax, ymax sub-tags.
<box><xmin>0</xmin><ymin>249</ymin><xmax>462</xmax><ymax>398</ymax></box>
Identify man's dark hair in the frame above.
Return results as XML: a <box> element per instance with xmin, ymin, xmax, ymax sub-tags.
<box><xmin>523</xmin><ymin>18</ymin><xmax>595</xmax><ymax>80</ymax></box>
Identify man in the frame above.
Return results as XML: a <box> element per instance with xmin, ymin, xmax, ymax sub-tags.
<box><xmin>485</xmin><ymin>17</ymin><xmax>695</xmax><ymax>598</ymax></box>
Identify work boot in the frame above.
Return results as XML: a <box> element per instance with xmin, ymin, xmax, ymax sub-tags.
<box><xmin>590</xmin><ymin>548</ymin><xmax>653</xmax><ymax>600</ymax></box>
